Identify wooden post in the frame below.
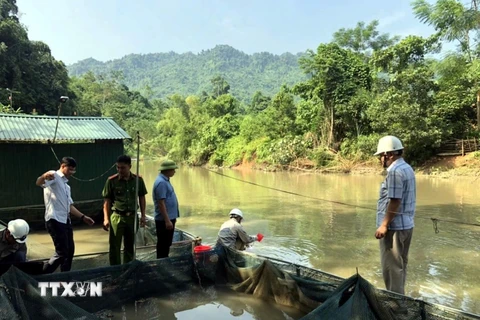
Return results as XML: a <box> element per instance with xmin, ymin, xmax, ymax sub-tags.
<box><xmin>477</xmin><ymin>91</ymin><xmax>480</xmax><ymax>130</ymax></box>
<box><xmin>462</xmin><ymin>139</ymin><xmax>465</xmax><ymax>156</ymax></box>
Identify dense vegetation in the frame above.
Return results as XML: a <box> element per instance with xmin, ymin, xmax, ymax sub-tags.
<box><xmin>68</xmin><ymin>46</ymin><xmax>306</xmax><ymax>103</ymax></box>
<box><xmin>2</xmin><ymin>0</ymin><xmax>480</xmax><ymax>169</ymax></box>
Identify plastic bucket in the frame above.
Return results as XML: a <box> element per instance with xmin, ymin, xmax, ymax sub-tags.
<box><xmin>194</xmin><ymin>245</ymin><xmax>212</xmax><ymax>253</ymax></box>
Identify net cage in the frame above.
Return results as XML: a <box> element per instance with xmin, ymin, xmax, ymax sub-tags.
<box><xmin>0</xmin><ymin>230</ymin><xmax>479</xmax><ymax>320</ymax></box>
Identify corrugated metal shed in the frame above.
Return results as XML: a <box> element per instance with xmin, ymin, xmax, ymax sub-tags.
<box><xmin>0</xmin><ymin>113</ymin><xmax>131</xmax><ymax>141</ymax></box>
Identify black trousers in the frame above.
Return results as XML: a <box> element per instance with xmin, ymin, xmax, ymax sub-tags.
<box><xmin>44</xmin><ymin>218</ymin><xmax>74</xmax><ymax>273</ymax></box>
<box><xmin>155</xmin><ymin>219</ymin><xmax>176</xmax><ymax>259</ymax></box>
<box><xmin>1</xmin><ymin>250</ymin><xmax>26</xmax><ymax>263</ymax></box>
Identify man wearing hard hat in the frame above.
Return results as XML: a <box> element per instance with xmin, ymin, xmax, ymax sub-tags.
<box><xmin>374</xmin><ymin>135</ymin><xmax>416</xmax><ymax>296</ymax></box>
<box><xmin>216</xmin><ymin>208</ymin><xmax>263</xmax><ymax>250</ymax></box>
<box><xmin>0</xmin><ymin>219</ymin><xmax>29</xmax><ymax>263</ymax></box>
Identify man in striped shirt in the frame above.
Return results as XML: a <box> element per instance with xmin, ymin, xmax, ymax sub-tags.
<box><xmin>374</xmin><ymin>136</ymin><xmax>416</xmax><ymax>295</ymax></box>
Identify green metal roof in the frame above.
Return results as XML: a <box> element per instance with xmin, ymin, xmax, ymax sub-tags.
<box><xmin>0</xmin><ymin>113</ymin><xmax>131</xmax><ymax>141</ymax></box>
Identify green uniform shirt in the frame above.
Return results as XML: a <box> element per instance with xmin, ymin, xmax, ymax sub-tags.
<box><xmin>102</xmin><ymin>173</ymin><xmax>148</xmax><ymax>213</ymax></box>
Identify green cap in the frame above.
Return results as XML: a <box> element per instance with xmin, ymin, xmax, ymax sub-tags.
<box><xmin>159</xmin><ymin>160</ymin><xmax>178</xmax><ymax>171</ymax></box>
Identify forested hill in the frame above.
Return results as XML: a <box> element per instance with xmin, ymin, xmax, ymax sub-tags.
<box><xmin>67</xmin><ymin>45</ymin><xmax>306</xmax><ymax>101</ymax></box>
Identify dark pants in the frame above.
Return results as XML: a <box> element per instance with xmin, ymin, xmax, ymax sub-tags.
<box><xmin>44</xmin><ymin>219</ymin><xmax>74</xmax><ymax>273</ymax></box>
<box><xmin>155</xmin><ymin>219</ymin><xmax>176</xmax><ymax>259</ymax></box>
<box><xmin>1</xmin><ymin>250</ymin><xmax>26</xmax><ymax>263</ymax></box>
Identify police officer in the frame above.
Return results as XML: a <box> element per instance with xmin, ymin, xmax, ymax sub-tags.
<box><xmin>102</xmin><ymin>155</ymin><xmax>148</xmax><ymax>265</ymax></box>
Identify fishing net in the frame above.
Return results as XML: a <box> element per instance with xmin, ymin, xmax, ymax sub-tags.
<box><xmin>199</xmin><ymin>246</ymin><xmax>480</xmax><ymax>320</ymax></box>
<box><xmin>0</xmin><ymin>254</ymin><xmax>197</xmax><ymax>320</ymax></box>
<box><xmin>0</xmin><ymin>242</ymin><xmax>479</xmax><ymax>319</ymax></box>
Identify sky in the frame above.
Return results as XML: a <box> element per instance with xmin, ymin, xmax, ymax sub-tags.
<box><xmin>16</xmin><ymin>0</ymin><xmax>443</xmax><ymax>65</ymax></box>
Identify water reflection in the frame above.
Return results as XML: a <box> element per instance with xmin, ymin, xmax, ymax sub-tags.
<box><xmin>110</xmin><ymin>286</ymin><xmax>303</xmax><ymax>319</ymax></box>
<box><xmin>139</xmin><ymin>162</ymin><xmax>480</xmax><ymax>315</ymax></box>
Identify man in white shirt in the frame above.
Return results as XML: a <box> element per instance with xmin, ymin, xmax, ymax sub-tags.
<box><xmin>36</xmin><ymin>157</ymin><xmax>94</xmax><ymax>273</ymax></box>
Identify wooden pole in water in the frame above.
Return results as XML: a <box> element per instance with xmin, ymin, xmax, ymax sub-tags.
<box><xmin>133</xmin><ymin>131</ymin><xmax>140</xmax><ymax>261</ymax></box>
<box><xmin>477</xmin><ymin>91</ymin><xmax>480</xmax><ymax>131</ymax></box>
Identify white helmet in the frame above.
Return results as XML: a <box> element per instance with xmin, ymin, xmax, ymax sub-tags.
<box><xmin>8</xmin><ymin>219</ymin><xmax>29</xmax><ymax>243</ymax></box>
<box><xmin>374</xmin><ymin>135</ymin><xmax>404</xmax><ymax>156</ymax></box>
<box><xmin>229</xmin><ymin>208</ymin><xmax>244</xmax><ymax>219</ymax></box>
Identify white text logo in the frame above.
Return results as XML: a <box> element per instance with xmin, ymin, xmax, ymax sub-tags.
<box><xmin>38</xmin><ymin>282</ymin><xmax>102</xmax><ymax>297</ymax></box>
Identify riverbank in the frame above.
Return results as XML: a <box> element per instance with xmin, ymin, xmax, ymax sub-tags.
<box><xmin>228</xmin><ymin>153</ymin><xmax>480</xmax><ymax>178</ymax></box>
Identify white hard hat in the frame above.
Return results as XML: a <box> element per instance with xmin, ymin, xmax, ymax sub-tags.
<box><xmin>229</xmin><ymin>208</ymin><xmax>244</xmax><ymax>219</ymax></box>
<box><xmin>374</xmin><ymin>135</ymin><xmax>404</xmax><ymax>156</ymax></box>
<box><xmin>8</xmin><ymin>219</ymin><xmax>29</xmax><ymax>243</ymax></box>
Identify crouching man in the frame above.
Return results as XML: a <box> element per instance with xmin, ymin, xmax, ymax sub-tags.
<box><xmin>216</xmin><ymin>208</ymin><xmax>263</xmax><ymax>250</ymax></box>
<box><xmin>0</xmin><ymin>219</ymin><xmax>29</xmax><ymax>263</ymax></box>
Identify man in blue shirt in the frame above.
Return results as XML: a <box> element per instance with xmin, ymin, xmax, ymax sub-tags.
<box><xmin>153</xmin><ymin>160</ymin><xmax>179</xmax><ymax>258</ymax></box>
<box><xmin>374</xmin><ymin>135</ymin><xmax>416</xmax><ymax>296</ymax></box>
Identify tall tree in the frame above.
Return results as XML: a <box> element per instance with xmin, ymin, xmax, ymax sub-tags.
<box><xmin>294</xmin><ymin>43</ymin><xmax>372</xmax><ymax>147</ymax></box>
<box><xmin>333</xmin><ymin>20</ymin><xmax>400</xmax><ymax>56</ymax></box>
<box><xmin>0</xmin><ymin>0</ymin><xmax>70</xmax><ymax>114</ymax></box>
<box><xmin>0</xmin><ymin>0</ymin><xmax>18</xmax><ymax>21</ymax></box>
<box><xmin>369</xmin><ymin>36</ymin><xmax>442</xmax><ymax>163</ymax></box>
<box><xmin>263</xmin><ymin>85</ymin><xmax>297</xmax><ymax>139</ymax></box>
<box><xmin>412</xmin><ymin>0</ymin><xmax>480</xmax><ymax>128</ymax></box>
<box><xmin>210</xmin><ymin>75</ymin><xmax>230</xmax><ymax>98</ymax></box>
<box><xmin>412</xmin><ymin>0</ymin><xmax>480</xmax><ymax>60</ymax></box>
<box><xmin>249</xmin><ymin>91</ymin><xmax>271</xmax><ymax>113</ymax></box>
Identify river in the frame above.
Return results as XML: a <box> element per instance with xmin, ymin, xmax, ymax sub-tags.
<box><xmin>26</xmin><ymin>160</ymin><xmax>480</xmax><ymax>315</ymax></box>
<box><xmin>138</xmin><ymin>161</ymin><xmax>480</xmax><ymax>315</ymax></box>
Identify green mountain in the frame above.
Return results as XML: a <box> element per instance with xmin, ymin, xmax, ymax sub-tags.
<box><xmin>67</xmin><ymin>45</ymin><xmax>307</xmax><ymax>101</ymax></box>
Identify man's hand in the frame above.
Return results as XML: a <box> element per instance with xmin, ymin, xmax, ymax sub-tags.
<box><xmin>44</xmin><ymin>172</ymin><xmax>55</xmax><ymax>181</ymax></box>
<box><xmin>103</xmin><ymin>219</ymin><xmax>110</xmax><ymax>231</ymax></box>
<box><xmin>83</xmin><ymin>215</ymin><xmax>95</xmax><ymax>226</ymax></box>
<box><xmin>375</xmin><ymin>225</ymin><xmax>388</xmax><ymax>239</ymax></box>
<box><xmin>165</xmin><ymin>219</ymin><xmax>173</xmax><ymax>230</ymax></box>
<box><xmin>140</xmin><ymin>216</ymin><xmax>146</xmax><ymax>228</ymax></box>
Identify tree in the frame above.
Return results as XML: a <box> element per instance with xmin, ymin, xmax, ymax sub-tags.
<box><xmin>369</xmin><ymin>36</ymin><xmax>442</xmax><ymax>163</ymax></box>
<box><xmin>372</xmin><ymin>35</ymin><xmax>440</xmax><ymax>73</ymax></box>
<box><xmin>333</xmin><ymin>20</ymin><xmax>400</xmax><ymax>56</ymax></box>
<box><xmin>0</xmin><ymin>0</ymin><xmax>18</xmax><ymax>21</ymax></box>
<box><xmin>412</xmin><ymin>0</ymin><xmax>480</xmax><ymax>61</ymax></box>
<box><xmin>294</xmin><ymin>43</ymin><xmax>372</xmax><ymax>147</ymax></box>
<box><xmin>263</xmin><ymin>85</ymin><xmax>297</xmax><ymax>139</ymax></box>
<box><xmin>210</xmin><ymin>75</ymin><xmax>230</xmax><ymax>98</ymax></box>
<box><xmin>0</xmin><ymin>0</ymin><xmax>70</xmax><ymax>114</ymax></box>
<box><xmin>248</xmin><ymin>91</ymin><xmax>270</xmax><ymax>113</ymax></box>
<box><xmin>203</xmin><ymin>94</ymin><xmax>239</xmax><ymax>118</ymax></box>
